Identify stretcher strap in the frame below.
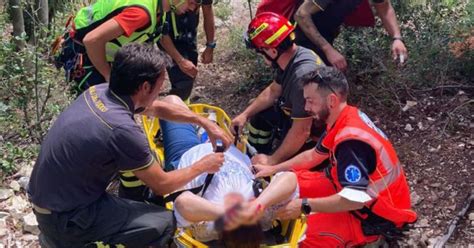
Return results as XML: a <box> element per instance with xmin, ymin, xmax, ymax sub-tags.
<box><xmin>163</xmin><ymin>173</ymin><xmax>214</xmax><ymax>202</ymax></box>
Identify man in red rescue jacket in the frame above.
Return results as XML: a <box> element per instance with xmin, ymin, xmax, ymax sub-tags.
<box><xmin>253</xmin><ymin>66</ymin><xmax>417</xmax><ymax>246</ymax></box>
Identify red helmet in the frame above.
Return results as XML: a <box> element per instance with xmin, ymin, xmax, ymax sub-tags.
<box><xmin>247</xmin><ymin>12</ymin><xmax>295</xmax><ymax>49</ymax></box>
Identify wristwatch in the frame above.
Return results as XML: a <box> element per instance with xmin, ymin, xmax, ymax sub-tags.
<box><xmin>392</xmin><ymin>36</ymin><xmax>404</xmax><ymax>43</ymax></box>
<box><xmin>301</xmin><ymin>198</ymin><xmax>312</xmax><ymax>215</ymax></box>
<box><xmin>206</xmin><ymin>42</ymin><xmax>217</xmax><ymax>49</ymax></box>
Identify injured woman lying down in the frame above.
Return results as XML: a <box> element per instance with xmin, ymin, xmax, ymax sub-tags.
<box><xmin>159</xmin><ymin>119</ymin><xmax>298</xmax><ymax>247</ymax></box>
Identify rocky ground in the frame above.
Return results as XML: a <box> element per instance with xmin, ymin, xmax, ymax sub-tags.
<box><xmin>1</xmin><ymin>1</ymin><xmax>473</xmax><ymax>247</ymax></box>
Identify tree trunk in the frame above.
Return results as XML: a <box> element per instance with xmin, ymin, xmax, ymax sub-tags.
<box><xmin>36</xmin><ymin>0</ymin><xmax>48</xmax><ymax>26</ymax></box>
<box><xmin>8</xmin><ymin>0</ymin><xmax>26</xmax><ymax>50</ymax></box>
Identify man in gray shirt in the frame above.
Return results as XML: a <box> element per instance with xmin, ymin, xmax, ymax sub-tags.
<box><xmin>232</xmin><ymin>12</ymin><xmax>325</xmax><ymax>167</ymax></box>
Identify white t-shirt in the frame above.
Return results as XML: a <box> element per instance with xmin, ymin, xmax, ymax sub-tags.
<box><xmin>173</xmin><ymin>143</ymin><xmax>297</xmax><ymax>242</ymax></box>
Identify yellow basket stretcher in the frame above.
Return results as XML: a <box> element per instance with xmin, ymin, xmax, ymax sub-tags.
<box><xmin>141</xmin><ymin>103</ymin><xmax>306</xmax><ymax>248</ymax></box>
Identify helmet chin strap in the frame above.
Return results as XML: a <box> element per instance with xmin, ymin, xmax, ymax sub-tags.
<box><xmin>260</xmin><ymin>49</ymin><xmax>282</xmax><ymax>69</ymax></box>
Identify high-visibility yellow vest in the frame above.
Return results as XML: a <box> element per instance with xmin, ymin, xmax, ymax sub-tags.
<box><xmin>74</xmin><ymin>0</ymin><xmax>160</xmax><ymax>61</ymax></box>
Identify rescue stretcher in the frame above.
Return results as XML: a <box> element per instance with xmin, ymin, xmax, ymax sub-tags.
<box><xmin>141</xmin><ymin>103</ymin><xmax>307</xmax><ymax>248</ymax></box>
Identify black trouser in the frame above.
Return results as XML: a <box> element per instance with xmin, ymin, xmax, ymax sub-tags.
<box><xmin>248</xmin><ymin>107</ymin><xmax>322</xmax><ymax>155</ymax></box>
<box><xmin>294</xmin><ymin>0</ymin><xmax>364</xmax><ymax>65</ymax></box>
<box><xmin>34</xmin><ymin>193</ymin><xmax>175</xmax><ymax>248</ymax></box>
<box><xmin>294</xmin><ymin>27</ymin><xmax>334</xmax><ymax>65</ymax></box>
<box><xmin>160</xmin><ymin>9</ymin><xmax>199</xmax><ymax>101</ymax></box>
<box><xmin>166</xmin><ymin>41</ymin><xmax>198</xmax><ymax>100</ymax></box>
<box><xmin>248</xmin><ymin>107</ymin><xmax>291</xmax><ymax>155</ymax></box>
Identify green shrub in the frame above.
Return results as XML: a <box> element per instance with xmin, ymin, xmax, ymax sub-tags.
<box><xmin>0</xmin><ymin>142</ymin><xmax>37</xmax><ymax>177</ymax></box>
<box><xmin>225</xmin><ymin>26</ymin><xmax>273</xmax><ymax>93</ymax></box>
<box><xmin>336</xmin><ymin>0</ymin><xmax>473</xmax><ymax>109</ymax></box>
<box><xmin>0</xmin><ymin>2</ymin><xmax>75</xmax><ymax>177</ymax></box>
<box><xmin>214</xmin><ymin>0</ymin><xmax>232</xmax><ymax>22</ymax></box>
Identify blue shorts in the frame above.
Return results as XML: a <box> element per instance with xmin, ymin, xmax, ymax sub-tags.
<box><xmin>160</xmin><ymin>120</ymin><xmax>200</xmax><ymax>171</ymax></box>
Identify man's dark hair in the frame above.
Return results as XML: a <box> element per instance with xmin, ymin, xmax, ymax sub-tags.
<box><xmin>300</xmin><ymin>66</ymin><xmax>349</xmax><ymax>101</ymax></box>
<box><xmin>109</xmin><ymin>43</ymin><xmax>171</xmax><ymax>95</ymax></box>
<box><xmin>275</xmin><ymin>33</ymin><xmax>295</xmax><ymax>53</ymax></box>
<box><xmin>220</xmin><ymin>224</ymin><xmax>264</xmax><ymax>248</ymax></box>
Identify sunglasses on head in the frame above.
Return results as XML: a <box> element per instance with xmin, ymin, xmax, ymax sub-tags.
<box><xmin>314</xmin><ymin>71</ymin><xmax>337</xmax><ymax>95</ymax></box>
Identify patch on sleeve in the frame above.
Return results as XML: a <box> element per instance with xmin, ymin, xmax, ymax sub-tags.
<box><xmin>358</xmin><ymin>110</ymin><xmax>388</xmax><ymax>140</ymax></box>
<box><xmin>344</xmin><ymin>165</ymin><xmax>362</xmax><ymax>183</ymax></box>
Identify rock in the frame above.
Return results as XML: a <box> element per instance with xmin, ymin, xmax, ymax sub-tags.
<box><xmin>0</xmin><ymin>229</ymin><xmax>6</xmax><ymax>238</ymax></box>
<box><xmin>428</xmin><ymin>145</ymin><xmax>441</xmax><ymax>152</ymax></box>
<box><xmin>16</xmin><ymin>162</ymin><xmax>34</xmax><ymax>178</ymax></box>
<box><xmin>215</xmin><ymin>18</ymin><xmax>225</xmax><ymax>28</ymax></box>
<box><xmin>469</xmin><ymin>212</ymin><xmax>474</xmax><ymax>221</ymax></box>
<box><xmin>0</xmin><ymin>188</ymin><xmax>14</xmax><ymax>201</ymax></box>
<box><xmin>411</xmin><ymin>191</ymin><xmax>423</xmax><ymax>205</ymax></box>
<box><xmin>0</xmin><ymin>211</ymin><xmax>9</xmax><ymax>237</ymax></box>
<box><xmin>447</xmin><ymin>204</ymin><xmax>456</xmax><ymax>211</ymax></box>
<box><xmin>22</xmin><ymin>212</ymin><xmax>39</xmax><ymax>235</ymax></box>
<box><xmin>402</xmin><ymin>100</ymin><xmax>418</xmax><ymax>112</ymax></box>
<box><xmin>405</xmin><ymin>124</ymin><xmax>414</xmax><ymax>131</ymax></box>
<box><xmin>419</xmin><ymin>233</ymin><xmax>429</xmax><ymax>247</ymax></box>
<box><xmin>7</xmin><ymin>195</ymin><xmax>29</xmax><ymax>219</ymax></box>
<box><xmin>18</xmin><ymin>177</ymin><xmax>29</xmax><ymax>191</ymax></box>
<box><xmin>427</xmin><ymin>237</ymin><xmax>439</xmax><ymax>246</ymax></box>
<box><xmin>417</xmin><ymin>122</ymin><xmax>424</xmax><ymax>130</ymax></box>
<box><xmin>430</xmin><ymin>183</ymin><xmax>441</xmax><ymax>188</ymax></box>
<box><xmin>9</xmin><ymin>180</ymin><xmax>21</xmax><ymax>192</ymax></box>
<box><xmin>419</xmin><ymin>218</ymin><xmax>429</xmax><ymax>227</ymax></box>
<box><xmin>406</xmin><ymin>238</ymin><xmax>417</xmax><ymax>247</ymax></box>
<box><xmin>21</xmin><ymin>234</ymin><xmax>39</xmax><ymax>241</ymax></box>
